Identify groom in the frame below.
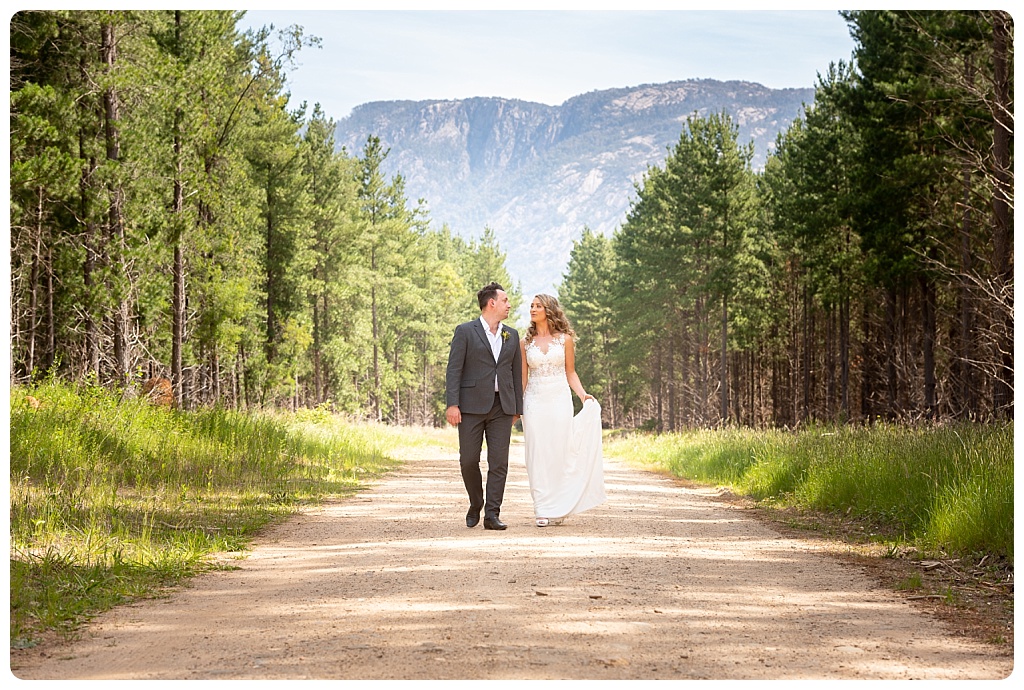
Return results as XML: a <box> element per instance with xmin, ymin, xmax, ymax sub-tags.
<box><xmin>445</xmin><ymin>282</ymin><xmax>524</xmax><ymax>530</ymax></box>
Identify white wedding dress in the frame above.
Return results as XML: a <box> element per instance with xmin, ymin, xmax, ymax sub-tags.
<box><xmin>522</xmin><ymin>333</ymin><xmax>606</xmax><ymax>520</ymax></box>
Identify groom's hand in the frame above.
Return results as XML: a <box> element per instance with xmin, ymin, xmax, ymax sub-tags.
<box><xmin>446</xmin><ymin>405</ymin><xmax>461</xmax><ymax>426</ymax></box>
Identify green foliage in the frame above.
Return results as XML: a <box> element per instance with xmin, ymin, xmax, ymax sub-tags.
<box><xmin>589</xmin><ymin>110</ymin><xmax>765</xmax><ymax>426</ymax></box>
<box><xmin>559</xmin><ymin>228</ymin><xmax>617</xmax><ymax>412</ymax></box>
<box><xmin>9</xmin><ymin>10</ymin><xmax>519</xmax><ymax>424</ymax></box>
<box><xmin>9</xmin><ymin>381</ymin><xmax>399</xmax><ymax>646</ymax></box>
<box><xmin>558</xmin><ymin>11</ymin><xmax>1011</xmax><ymax>428</ymax></box>
<box><xmin>9</xmin><ymin>10</ymin><xmax>1011</xmax><ymax>428</ymax></box>
<box><xmin>896</xmin><ymin>572</ymin><xmax>923</xmax><ymax>591</ymax></box>
<box><xmin>925</xmin><ymin>430</ymin><xmax>1014</xmax><ymax>554</ymax></box>
<box><xmin>606</xmin><ymin>422</ymin><xmax>1013</xmax><ymax>558</ymax></box>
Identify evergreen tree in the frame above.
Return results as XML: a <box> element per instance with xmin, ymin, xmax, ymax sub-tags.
<box><xmin>559</xmin><ymin>228</ymin><xmax>617</xmax><ymax>421</ymax></box>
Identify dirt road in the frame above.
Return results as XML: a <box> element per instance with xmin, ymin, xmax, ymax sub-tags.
<box><xmin>11</xmin><ymin>439</ymin><xmax>1013</xmax><ymax>680</ymax></box>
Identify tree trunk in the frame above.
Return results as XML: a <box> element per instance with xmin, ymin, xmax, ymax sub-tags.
<box><xmin>956</xmin><ymin>57</ymin><xmax>977</xmax><ymax>419</ymax></box>
<box><xmin>234</xmin><ymin>347</ymin><xmax>243</xmax><ymax>410</ymax></box>
<box><xmin>720</xmin><ymin>293</ymin><xmax>728</xmax><ymax>424</ymax></box>
<box><xmin>801</xmin><ymin>285</ymin><xmax>811</xmax><ymax>422</ymax></box>
<box><xmin>654</xmin><ymin>340</ymin><xmax>663</xmax><ymax>432</ymax></box>
<box><xmin>102</xmin><ymin>19</ymin><xmax>129</xmax><ymax>387</ymax></box>
<box><xmin>860</xmin><ymin>300</ymin><xmax>873</xmax><ymax>422</ymax></box>
<box><xmin>369</xmin><ymin>239</ymin><xmax>382</xmax><ymax>422</ymax></box>
<box><xmin>749</xmin><ymin>349</ymin><xmax>756</xmax><ymax>426</ymax></box>
<box><xmin>921</xmin><ymin>274</ymin><xmax>937</xmax><ymax>419</ymax></box>
<box><xmin>371</xmin><ymin>284</ymin><xmax>381</xmax><ymax>422</ymax></box>
<box><xmin>45</xmin><ymin>244</ymin><xmax>55</xmax><ymax>373</ymax></box>
<box><xmin>731</xmin><ymin>350</ymin><xmax>742</xmax><ymax>423</ymax></box>
<box><xmin>212</xmin><ymin>347</ymin><xmax>221</xmax><ymax>405</ymax></box>
<box><xmin>991</xmin><ymin>10</ymin><xmax>1013</xmax><ymax>417</ymax></box>
<box><xmin>187</xmin><ymin>365</ymin><xmax>197</xmax><ymax>412</ymax></box>
<box><xmin>239</xmin><ymin>343</ymin><xmax>250</xmax><ymax>409</ymax></box>
<box><xmin>322</xmin><ymin>292</ymin><xmax>331</xmax><ymax>402</ymax></box>
<box><xmin>770</xmin><ymin>324</ymin><xmax>780</xmax><ymax>426</ymax></box>
<box><xmin>679</xmin><ymin>325</ymin><xmax>690</xmax><ymax>428</ymax></box>
<box><xmin>312</xmin><ymin>299</ymin><xmax>323</xmax><ymax>405</ymax></box>
<box><xmin>898</xmin><ymin>284</ymin><xmax>911</xmax><ymax>414</ymax></box>
<box><xmin>667</xmin><ymin>328</ymin><xmax>676</xmax><ymax>431</ymax></box>
<box><xmin>699</xmin><ymin>299</ymin><xmax>709</xmax><ymax>424</ymax></box>
<box><xmin>839</xmin><ymin>226</ymin><xmax>851</xmax><ymax>422</ymax></box>
<box><xmin>79</xmin><ymin>115</ymin><xmax>100</xmax><ymax>381</ymax></box>
<box><xmin>958</xmin><ymin>168</ymin><xmax>975</xmax><ymax>418</ymax></box>
<box><xmin>265</xmin><ymin>193</ymin><xmax>275</xmax><ymax>362</ymax></box>
<box><xmin>172</xmin><ymin>242</ymin><xmax>184</xmax><ymax>404</ymax></box>
<box><xmin>605</xmin><ymin>332</ymin><xmax>617</xmax><ymax>429</ymax></box>
<box><xmin>885</xmin><ymin>286</ymin><xmax>898</xmax><ymax>419</ymax></box>
<box><xmin>393</xmin><ymin>343</ymin><xmax>401</xmax><ymax>424</ymax></box>
<box><xmin>26</xmin><ymin>186</ymin><xmax>42</xmax><ymax>379</ymax></box>
<box><xmin>823</xmin><ymin>303</ymin><xmax>831</xmax><ymax>415</ymax></box>
<box><xmin>789</xmin><ymin>269</ymin><xmax>800</xmax><ymax>426</ymax></box>
<box><xmin>422</xmin><ymin>335</ymin><xmax>430</xmax><ymax>425</ymax></box>
<box><xmin>840</xmin><ymin>292</ymin><xmax>850</xmax><ymax>421</ymax></box>
<box><xmin>171</xmin><ymin>10</ymin><xmax>186</xmax><ymax>409</ymax></box>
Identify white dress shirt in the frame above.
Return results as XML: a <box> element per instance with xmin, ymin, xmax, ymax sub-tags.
<box><xmin>480</xmin><ymin>316</ymin><xmax>502</xmax><ymax>392</ymax></box>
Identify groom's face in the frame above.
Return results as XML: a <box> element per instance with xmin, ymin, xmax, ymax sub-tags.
<box><xmin>493</xmin><ymin>290</ymin><xmax>511</xmax><ymax>320</ymax></box>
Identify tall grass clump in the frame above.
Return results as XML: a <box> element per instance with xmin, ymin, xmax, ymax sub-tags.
<box><xmin>605</xmin><ymin>422</ymin><xmax>1013</xmax><ymax>558</ymax></box>
<box><xmin>609</xmin><ymin>426</ymin><xmax>807</xmax><ymax>498</ymax></box>
<box><xmin>9</xmin><ymin>381</ymin><xmax>398</xmax><ymax>648</ymax></box>
<box><xmin>925</xmin><ymin>427</ymin><xmax>1013</xmax><ymax>555</ymax></box>
<box><xmin>615</xmin><ymin>427</ymin><xmax>771</xmax><ymax>486</ymax></box>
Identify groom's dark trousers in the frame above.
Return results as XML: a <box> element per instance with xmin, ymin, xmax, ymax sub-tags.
<box><xmin>458</xmin><ymin>394</ymin><xmax>514</xmax><ymax>519</ymax></box>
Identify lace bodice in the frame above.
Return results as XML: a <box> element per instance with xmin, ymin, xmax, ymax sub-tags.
<box><xmin>526</xmin><ymin>333</ymin><xmax>567</xmax><ymax>380</ymax></box>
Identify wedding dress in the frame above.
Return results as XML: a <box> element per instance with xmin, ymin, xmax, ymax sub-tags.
<box><xmin>522</xmin><ymin>333</ymin><xmax>606</xmax><ymax>520</ymax></box>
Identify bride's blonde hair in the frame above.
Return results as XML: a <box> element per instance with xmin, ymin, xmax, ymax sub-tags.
<box><xmin>525</xmin><ymin>294</ymin><xmax>576</xmax><ymax>343</ymax></box>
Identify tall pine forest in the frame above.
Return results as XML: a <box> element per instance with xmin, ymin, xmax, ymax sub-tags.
<box><xmin>560</xmin><ymin>10</ymin><xmax>1013</xmax><ymax>429</ymax></box>
<box><xmin>9</xmin><ymin>10</ymin><xmax>519</xmax><ymax>425</ymax></box>
<box><xmin>9</xmin><ymin>10</ymin><xmax>1014</xmax><ymax>429</ymax></box>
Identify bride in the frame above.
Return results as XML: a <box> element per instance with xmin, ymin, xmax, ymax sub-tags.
<box><xmin>519</xmin><ymin>294</ymin><xmax>606</xmax><ymax>527</ymax></box>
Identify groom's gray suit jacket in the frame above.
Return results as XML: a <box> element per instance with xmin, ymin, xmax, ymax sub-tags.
<box><xmin>446</xmin><ymin>319</ymin><xmax>524</xmax><ymax>417</ymax></box>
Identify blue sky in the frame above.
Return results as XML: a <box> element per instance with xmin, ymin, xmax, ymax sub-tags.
<box><xmin>236</xmin><ymin>7</ymin><xmax>858</xmax><ymax>122</ymax></box>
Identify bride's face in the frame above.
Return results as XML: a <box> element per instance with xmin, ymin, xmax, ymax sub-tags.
<box><xmin>529</xmin><ymin>299</ymin><xmax>547</xmax><ymax>325</ymax></box>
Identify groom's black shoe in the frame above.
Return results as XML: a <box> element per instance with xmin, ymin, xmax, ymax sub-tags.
<box><xmin>466</xmin><ymin>508</ymin><xmax>481</xmax><ymax>528</ymax></box>
<box><xmin>483</xmin><ymin>516</ymin><xmax>507</xmax><ymax>531</ymax></box>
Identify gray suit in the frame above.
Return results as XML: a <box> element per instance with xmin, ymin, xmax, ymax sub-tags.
<box><xmin>445</xmin><ymin>319</ymin><xmax>524</xmax><ymax>519</ymax></box>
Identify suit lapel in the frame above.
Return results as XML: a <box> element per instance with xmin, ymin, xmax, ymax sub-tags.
<box><xmin>473</xmin><ymin>319</ymin><xmax>491</xmax><ymax>353</ymax></box>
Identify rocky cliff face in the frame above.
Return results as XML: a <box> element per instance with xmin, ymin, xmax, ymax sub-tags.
<box><xmin>334</xmin><ymin>79</ymin><xmax>813</xmax><ymax>319</ymax></box>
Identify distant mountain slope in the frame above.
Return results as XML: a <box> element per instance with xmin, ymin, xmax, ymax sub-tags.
<box><xmin>334</xmin><ymin>79</ymin><xmax>813</xmax><ymax>318</ymax></box>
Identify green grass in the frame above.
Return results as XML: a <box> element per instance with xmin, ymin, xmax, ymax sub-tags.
<box><xmin>9</xmin><ymin>381</ymin><xmax>400</xmax><ymax>648</ymax></box>
<box><xmin>895</xmin><ymin>572</ymin><xmax>923</xmax><ymax>591</ymax></box>
<box><xmin>605</xmin><ymin>422</ymin><xmax>1013</xmax><ymax>558</ymax></box>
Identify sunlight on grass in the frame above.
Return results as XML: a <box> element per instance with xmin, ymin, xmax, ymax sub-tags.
<box><xmin>605</xmin><ymin>422</ymin><xmax>1013</xmax><ymax>559</ymax></box>
<box><xmin>9</xmin><ymin>381</ymin><xmax>401</xmax><ymax>647</ymax></box>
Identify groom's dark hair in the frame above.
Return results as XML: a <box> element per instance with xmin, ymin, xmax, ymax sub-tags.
<box><xmin>477</xmin><ymin>282</ymin><xmax>504</xmax><ymax>309</ymax></box>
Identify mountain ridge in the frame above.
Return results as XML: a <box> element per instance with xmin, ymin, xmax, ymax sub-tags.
<box><xmin>334</xmin><ymin>78</ymin><xmax>814</xmax><ymax>316</ymax></box>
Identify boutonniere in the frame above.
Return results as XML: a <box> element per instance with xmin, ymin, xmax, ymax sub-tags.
<box><xmin>501</xmin><ymin>328</ymin><xmax>510</xmax><ymax>342</ymax></box>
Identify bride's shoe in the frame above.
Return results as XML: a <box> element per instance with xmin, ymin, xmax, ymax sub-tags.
<box><xmin>535</xmin><ymin>517</ymin><xmax>549</xmax><ymax>527</ymax></box>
